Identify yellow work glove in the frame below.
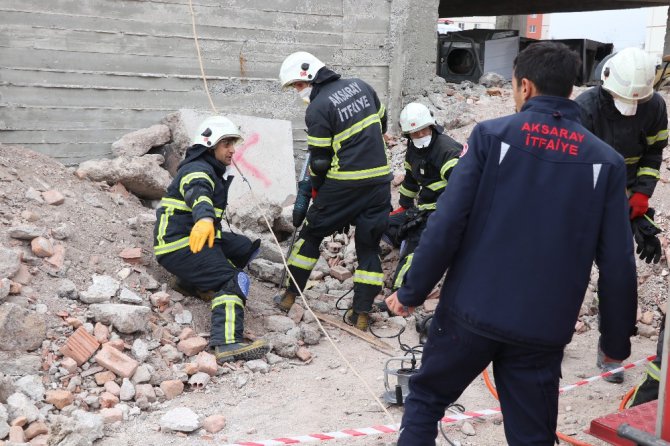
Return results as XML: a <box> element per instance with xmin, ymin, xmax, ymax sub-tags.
<box><xmin>189</xmin><ymin>218</ymin><xmax>215</xmax><ymax>254</ymax></box>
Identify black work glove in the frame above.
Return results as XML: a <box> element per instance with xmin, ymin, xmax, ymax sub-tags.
<box><xmin>397</xmin><ymin>208</ymin><xmax>430</xmax><ymax>241</ymax></box>
<box><xmin>631</xmin><ymin>208</ymin><xmax>662</xmax><ymax>264</ymax></box>
<box><xmin>292</xmin><ymin>179</ymin><xmax>312</xmax><ymax>228</ymax></box>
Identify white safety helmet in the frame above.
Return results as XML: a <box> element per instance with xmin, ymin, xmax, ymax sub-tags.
<box><xmin>601</xmin><ymin>47</ymin><xmax>656</xmax><ymax>102</ymax></box>
<box><xmin>279</xmin><ymin>52</ymin><xmax>325</xmax><ymax>89</ymax></box>
<box><xmin>399</xmin><ymin>103</ymin><xmax>436</xmax><ymax>134</ymax></box>
<box><xmin>192</xmin><ymin>116</ymin><xmax>243</xmax><ymax>148</ymax></box>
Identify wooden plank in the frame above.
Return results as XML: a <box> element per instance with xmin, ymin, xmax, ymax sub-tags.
<box><xmin>313</xmin><ymin>311</ymin><xmax>395</xmax><ymax>354</ymax></box>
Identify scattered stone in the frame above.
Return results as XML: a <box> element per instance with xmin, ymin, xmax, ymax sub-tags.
<box><xmin>119</xmin><ymin>288</ymin><xmax>143</xmax><ymax>305</ymax></box>
<box><xmin>111</xmin><ymin>124</ymin><xmax>171</xmax><ymax>157</ymax></box>
<box><xmin>15</xmin><ymin>376</ymin><xmax>44</xmax><ymax>402</ymax></box>
<box><xmin>119</xmin><ymin>379</ymin><xmax>135</xmax><ymax>401</ymax></box>
<box><xmin>0</xmin><ymin>303</ymin><xmax>46</xmax><ymax>352</ymax></box>
<box><xmin>287</xmin><ymin>304</ymin><xmax>304</xmax><ymax>324</ymax></box>
<box><xmin>59</xmin><ymin>326</ymin><xmax>101</xmax><ymax>366</ymax></box>
<box><xmin>638</xmin><ymin>323</ymin><xmax>657</xmax><ymax>338</ymax></box>
<box><xmin>461</xmin><ymin>421</ymin><xmax>476</xmax><ymax>436</ymax></box>
<box><xmin>188</xmin><ymin>372</ymin><xmax>210</xmax><ymax>389</ymax></box>
<box><xmin>329</xmin><ymin>265</ymin><xmax>352</xmax><ymax>281</ymax></box>
<box><xmin>177</xmin><ymin>337</ymin><xmax>208</xmax><ymax>356</ymax></box>
<box><xmin>93</xmin><ymin>323</ymin><xmax>110</xmax><ymax>344</ymax></box>
<box><xmin>264</xmin><ymin>315</ymin><xmax>296</xmax><ymax>333</ymax></box>
<box><xmin>131</xmin><ymin>339</ymin><xmax>150</xmax><ymax>362</ymax></box>
<box><xmin>7</xmin><ymin>226</ymin><xmax>45</xmax><ymax>240</ymax></box>
<box><xmin>0</xmin><ymin>353</ymin><xmax>40</xmax><ymax>376</ymax></box>
<box><xmin>264</xmin><ymin>333</ymin><xmax>298</xmax><ymax>358</ymax></box>
<box><xmin>7</xmin><ymin>393</ymin><xmax>39</xmax><ymax>423</ymax></box>
<box><xmin>89</xmin><ymin>303</ymin><xmax>150</xmax><ymax>334</ymax></box>
<box><xmin>8</xmin><ymin>425</ymin><xmax>24</xmax><ymax>443</ymax></box>
<box><xmin>159</xmin><ymin>345</ymin><xmax>183</xmax><ymax>363</ymax></box>
<box><xmin>150</xmin><ymin>291</ymin><xmax>171</xmax><ymax>310</ymax></box>
<box><xmin>30</xmin><ymin>237</ymin><xmax>54</xmax><ymax>258</ymax></box>
<box><xmin>41</xmin><ymin>190</ymin><xmax>64</xmax><ymax>205</ymax></box>
<box><xmin>107</xmin><ymin>339</ymin><xmax>125</xmax><ymax>351</ymax></box>
<box><xmin>0</xmin><ymin>247</ymin><xmax>21</xmax><ymax>280</ymax></box>
<box><xmin>100</xmin><ymin>407</ymin><xmax>123</xmax><ymax>424</ymax></box>
<box><xmin>300</xmin><ymin>324</ymin><xmax>321</xmax><ymax>345</ymax></box>
<box><xmin>131</xmin><ymin>364</ymin><xmax>152</xmax><ymax>384</ymax></box>
<box><xmin>24</xmin><ymin>420</ymin><xmax>47</xmax><ymax>440</ymax></box>
<box><xmin>479</xmin><ymin>72</ymin><xmax>506</xmax><ymax>88</ymax></box>
<box><xmin>56</xmin><ymin>279</ymin><xmax>78</xmax><ymax>300</ymax></box>
<box><xmin>641</xmin><ymin>311</ymin><xmax>654</xmax><ymax>325</ymax></box>
<box><xmin>159</xmin><ymin>407</ymin><xmax>201</xmax><ymax>432</ymax></box>
<box><xmin>245</xmin><ymin>360</ymin><xmax>270</xmax><ymax>374</ymax></box>
<box><xmin>79</xmin><ymin>275</ymin><xmax>120</xmax><ymax>304</ymax></box>
<box><xmin>25</xmin><ymin>188</ymin><xmax>44</xmax><ymax>203</ymax></box>
<box><xmin>202</xmin><ymin>414</ymin><xmax>226</xmax><ymax>434</ymax></box>
<box><xmin>174</xmin><ymin>310</ymin><xmax>193</xmax><ymax>325</ymax></box>
<box><xmin>119</xmin><ymin>247</ymin><xmax>142</xmax><ymax>264</ymax></box>
<box><xmin>100</xmin><ymin>391</ymin><xmax>120</xmax><ymax>408</ymax></box>
<box><xmin>95</xmin><ymin>345</ymin><xmax>139</xmax><ymax>378</ymax></box>
<box><xmin>160</xmin><ymin>380</ymin><xmax>184</xmax><ymax>400</ymax></box>
<box><xmin>11</xmin><ymin>416</ymin><xmax>27</xmax><ymax>427</ymax></box>
<box><xmin>60</xmin><ymin>357</ymin><xmax>78</xmax><ymax>375</ymax></box>
<box><xmin>104</xmin><ymin>381</ymin><xmax>121</xmax><ymax>397</ymax></box>
<box><xmin>94</xmin><ymin>371</ymin><xmax>116</xmax><ymax>386</ymax></box>
<box><xmin>0</xmin><ymin>278</ymin><xmax>9</xmax><ymax>301</ymax></box>
<box><xmin>196</xmin><ymin>351</ymin><xmax>218</xmax><ymax>376</ymax></box>
<box><xmin>135</xmin><ymin>384</ymin><xmax>156</xmax><ymax>403</ymax></box>
<box><xmin>296</xmin><ymin>347</ymin><xmax>312</xmax><ymax>362</ymax></box>
<box><xmin>178</xmin><ymin>327</ymin><xmax>195</xmax><ymax>341</ymax></box>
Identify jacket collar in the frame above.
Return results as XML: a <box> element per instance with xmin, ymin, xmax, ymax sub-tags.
<box><xmin>310</xmin><ymin>67</ymin><xmax>341</xmax><ymax>100</ymax></box>
<box><xmin>520</xmin><ymin>95</ymin><xmax>582</xmax><ymax>123</ymax></box>
<box><xmin>179</xmin><ymin>144</ymin><xmax>228</xmax><ymax>177</ymax></box>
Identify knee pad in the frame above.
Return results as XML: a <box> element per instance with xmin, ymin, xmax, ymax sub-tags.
<box><xmin>236</xmin><ymin>271</ymin><xmax>250</xmax><ymax>298</ymax></box>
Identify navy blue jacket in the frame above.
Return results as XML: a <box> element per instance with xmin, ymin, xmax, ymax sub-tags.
<box><xmin>398</xmin><ymin>96</ymin><xmax>637</xmax><ymax>359</ymax></box>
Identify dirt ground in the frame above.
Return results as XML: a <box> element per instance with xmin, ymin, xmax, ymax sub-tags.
<box><xmin>2</xmin><ymin>85</ymin><xmax>669</xmax><ymax>446</ymax></box>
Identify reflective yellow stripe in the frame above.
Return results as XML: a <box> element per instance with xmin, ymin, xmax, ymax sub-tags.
<box><xmin>637</xmin><ymin>167</ymin><xmax>660</xmax><ymax>178</ymax></box>
<box><xmin>399</xmin><ymin>185</ymin><xmax>418</xmax><ymax>198</ymax></box>
<box><xmin>378</xmin><ymin>104</ymin><xmax>386</xmax><ymax>119</ymax></box>
<box><xmin>624</xmin><ymin>156</ymin><xmax>641</xmax><ymax>165</ymax></box>
<box><xmin>394</xmin><ymin>254</ymin><xmax>414</xmax><ymax>289</ymax></box>
<box><xmin>353</xmin><ymin>269</ymin><xmax>384</xmax><ymax>286</ymax></box>
<box><xmin>160</xmin><ymin>198</ymin><xmax>224</xmax><ymax>218</ymax></box>
<box><xmin>647</xmin><ymin>129</ymin><xmax>669</xmax><ymax>145</ymax></box>
<box><xmin>287</xmin><ymin>239</ymin><xmax>318</xmax><ymax>271</ymax></box>
<box><xmin>326</xmin><ymin>164</ymin><xmax>391</xmax><ymax>181</ymax></box>
<box><xmin>426</xmin><ymin>180</ymin><xmax>447</xmax><ymax>191</ymax></box>
<box><xmin>193</xmin><ymin>196</ymin><xmax>213</xmax><ymax>208</ymax></box>
<box><xmin>211</xmin><ymin>294</ymin><xmax>244</xmax><ymax>344</ymax></box>
<box><xmin>440</xmin><ymin>158</ymin><xmax>459</xmax><ymax>178</ymax></box>
<box><xmin>307</xmin><ymin>135</ymin><xmax>333</xmax><ymax>147</ymax></box>
<box><xmin>418</xmin><ymin>202</ymin><xmax>437</xmax><ymax>211</ymax></box>
<box><xmin>154</xmin><ymin>236</ymin><xmax>190</xmax><ymax>256</ymax></box>
<box><xmin>211</xmin><ymin>294</ymin><xmax>244</xmax><ymax>310</ymax></box>
<box><xmin>157</xmin><ymin>206</ymin><xmax>173</xmax><ymax>246</ymax></box>
<box><xmin>179</xmin><ymin>172</ymin><xmax>215</xmax><ymax>196</ymax></box>
<box><xmin>646</xmin><ymin>362</ymin><xmax>660</xmax><ymax>381</ymax></box>
<box><xmin>332</xmin><ymin>113</ymin><xmax>382</xmax><ymax>149</ymax></box>
<box><xmin>404</xmin><ymin>161</ymin><xmax>411</xmax><ymax>170</ymax></box>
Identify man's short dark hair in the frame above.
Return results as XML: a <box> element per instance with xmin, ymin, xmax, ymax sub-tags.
<box><xmin>513</xmin><ymin>42</ymin><xmax>581</xmax><ymax>98</ymax></box>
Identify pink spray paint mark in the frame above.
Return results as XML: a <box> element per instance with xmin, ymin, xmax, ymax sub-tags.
<box><xmin>233</xmin><ymin>132</ymin><xmax>272</xmax><ymax>187</ymax></box>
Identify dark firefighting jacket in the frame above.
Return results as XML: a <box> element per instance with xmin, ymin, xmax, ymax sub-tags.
<box><xmin>153</xmin><ymin>146</ymin><xmax>231</xmax><ymax>257</ymax></box>
<box><xmin>576</xmin><ymin>86</ymin><xmax>668</xmax><ymax>197</ymax></box>
<box><xmin>398</xmin><ymin>96</ymin><xmax>637</xmax><ymax>360</ymax></box>
<box><xmin>398</xmin><ymin>127</ymin><xmax>463</xmax><ymax>211</ymax></box>
<box><xmin>305</xmin><ymin>67</ymin><xmax>392</xmax><ymax>189</ymax></box>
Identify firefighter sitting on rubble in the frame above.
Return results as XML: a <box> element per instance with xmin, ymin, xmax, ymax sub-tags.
<box><xmin>383</xmin><ymin>102</ymin><xmax>462</xmax><ymax>292</ymax></box>
<box><xmin>576</xmin><ymin>47</ymin><xmax>669</xmax><ymax>383</ymax></box>
<box><xmin>153</xmin><ymin>115</ymin><xmax>270</xmax><ymax>363</ymax></box>
<box><xmin>274</xmin><ymin>51</ymin><xmax>392</xmax><ymax>332</ymax></box>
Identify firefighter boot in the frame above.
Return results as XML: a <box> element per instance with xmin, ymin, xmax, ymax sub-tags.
<box><xmin>345</xmin><ymin>309</ymin><xmax>370</xmax><ymax>331</ymax></box>
<box><xmin>274</xmin><ymin>290</ymin><xmax>297</xmax><ymax>312</ymax></box>
<box><xmin>596</xmin><ymin>344</ymin><xmax>624</xmax><ymax>384</ymax></box>
<box><xmin>214</xmin><ymin>340</ymin><xmax>270</xmax><ymax>364</ymax></box>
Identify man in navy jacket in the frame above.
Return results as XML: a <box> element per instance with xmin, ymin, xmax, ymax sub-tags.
<box><xmin>386</xmin><ymin>42</ymin><xmax>638</xmax><ymax>445</ymax></box>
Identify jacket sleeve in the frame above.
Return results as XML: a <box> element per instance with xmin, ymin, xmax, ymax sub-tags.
<box><xmin>179</xmin><ymin>166</ymin><xmax>216</xmax><ymax>223</ymax></box>
<box><xmin>398</xmin><ymin>157</ymin><xmax>419</xmax><ymax>209</ymax></box>
<box><xmin>437</xmin><ymin>136</ymin><xmax>463</xmax><ymax>183</ymax></box>
<box><xmin>596</xmin><ymin>160</ymin><xmax>638</xmax><ymax>361</ymax></box>
<box><xmin>305</xmin><ymin>107</ymin><xmax>334</xmax><ymax>190</ymax></box>
<box><xmin>371</xmin><ymin>88</ymin><xmax>387</xmax><ymax>133</ymax></box>
<box><xmin>397</xmin><ymin>126</ymin><xmax>487</xmax><ymax>307</ymax></box>
<box><xmin>632</xmin><ymin>98</ymin><xmax>668</xmax><ymax>197</ymax></box>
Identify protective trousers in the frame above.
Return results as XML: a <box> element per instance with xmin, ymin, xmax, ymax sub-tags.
<box><xmin>287</xmin><ymin>181</ymin><xmax>390</xmax><ymax>313</ymax></box>
<box><xmin>386</xmin><ymin>210</ymin><xmax>431</xmax><ymax>290</ymax></box>
<box><xmin>630</xmin><ymin>314</ymin><xmax>665</xmax><ymax>406</ymax></box>
<box><xmin>158</xmin><ymin>232</ymin><xmax>257</xmax><ymax>348</ymax></box>
<box><xmin>399</xmin><ymin>315</ymin><xmax>563</xmax><ymax>446</ymax></box>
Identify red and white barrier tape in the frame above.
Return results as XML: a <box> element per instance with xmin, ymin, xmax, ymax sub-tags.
<box><xmin>222</xmin><ymin>355</ymin><xmax>655</xmax><ymax>446</ymax></box>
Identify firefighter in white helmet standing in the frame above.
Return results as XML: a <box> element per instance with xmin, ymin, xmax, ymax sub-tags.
<box><xmin>153</xmin><ymin>116</ymin><xmax>270</xmax><ymax>363</ymax></box>
<box><xmin>275</xmin><ymin>51</ymin><xmax>392</xmax><ymax>331</ymax></box>
<box><xmin>576</xmin><ymin>47</ymin><xmax>668</xmax><ymax>384</ymax></box>
<box><xmin>384</xmin><ymin>102</ymin><xmax>462</xmax><ymax>291</ymax></box>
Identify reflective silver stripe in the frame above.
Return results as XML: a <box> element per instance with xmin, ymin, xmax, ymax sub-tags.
<box><xmin>399</xmin><ymin>185</ymin><xmax>418</xmax><ymax>198</ymax></box>
<box><xmin>637</xmin><ymin>167</ymin><xmax>660</xmax><ymax>178</ymax></box>
<box><xmin>179</xmin><ymin>172</ymin><xmax>215</xmax><ymax>196</ymax></box>
<box><xmin>426</xmin><ymin>180</ymin><xmax>447</xmax><ymax>191</ymax></box>
<box><xmin>440</xmin><ymin>158</ymin><xmax>459</xmax><ymax>178</ymax></box>
<box><xmin>307</xmin><ymin>135</ymin><xmax>333</xmax><ymax>147</ymax></box>
<box><xmin>353</xmin><ymin>269</ymin><xmax>384</xmax><ymax>286</ymax></box>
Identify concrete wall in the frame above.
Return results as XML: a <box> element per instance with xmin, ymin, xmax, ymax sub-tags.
<box><xmin>0</xmin><ymin>0</ymin><xmax>438</xmax><ymax>165</ymax></box>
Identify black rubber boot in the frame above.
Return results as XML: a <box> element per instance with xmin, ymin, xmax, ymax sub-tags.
<box><xmin>214</xmin><ymin>340</ymin><xmax>270</xmax><ymax>363</ymax></box>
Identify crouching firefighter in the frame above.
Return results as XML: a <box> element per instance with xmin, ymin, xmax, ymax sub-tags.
<box><xmin>153</xmin><ymin>116</ymin><xmax>270</xmax><ymax>363</ymax></box>
<box><xmin>274</xmin><ymin>51</ymin><xmax>392</xmax><ymax>331</ymax></box>
<box><xmin>385</xmin><ymin>102</ymin><xmax>462</xmax><ymax>291</ymax></box>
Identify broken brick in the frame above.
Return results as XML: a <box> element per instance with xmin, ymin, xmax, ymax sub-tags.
<box><xmin>30</xmin><ymin>237</ymin><xmax>54</xmax><ymax>258</ymax></box>
<box><xmin>24</xmin><ymin>421</ymin><xmax>48</xmax><ymax>440</ymax></box>
<box><xmin>119</xmin><ymin>247</ymin><xmax>142</xmax><ymax>264</ymax></box>
<box><xmin>100</xmin><ymin>392</ymin><xmax>119</xmax><ymax>408</ymax></box>
<box><xmin>42</xmin><ymin>190</ymin><xmax>65</xmax><ymax>205</ymax></box>
<box><xmin>59</xmin><ymin>326</ymin><xmax>101</xmax><ymax>366</ymax></box>
<box><xmin>329</xmin><ymin>265</ymin><xmax>352</xmax><ymax>282</ymax></box>
<box><xmin>177</xmin><ymin>336</ymin><xmax>208</xmax><ymax>356</ymax></box>
<box><xmin>45</xmin><ymin>243</ymin><xmax>65</xmax><ymax>269</ymax></box>
<box><xmin>95</xmin><ymin>344</ymin><xmax>138</xmax><ymax>378</ymax></box>
<box><xmin>94</xmin><ymin>371</ymin><xmax>116</xmax><ymax>386</ymax></box>
<box><xmin>160</xmin><ymin>380</ymin><xmax>184</xmax><ymax>400</ymax></box>
<box><xmin>45</xmin><ymin>389</ymin><xmax>74</xmax><ymax>410</ymax></box>
<box><xmin>196</xmin><ymin>351</ymin><xmax>218</xmax><ymax>376</ymax></box>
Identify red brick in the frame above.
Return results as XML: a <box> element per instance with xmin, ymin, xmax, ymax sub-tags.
<box><xmin>177</xmin><ymin>336</ymin><xmax>207</xmax><ymax>356</ymax></box>
<box><xmin>94</xmin><ymin>371</ymin><xmax>116</xmax><ymax>385</ymax></box>
<box><xmin>11</xmin><ymin>416</ymin><xmax>27</xmax><ymax>427</ymax></box>
<box><xmin>9</xmin><ymin>426</ymin><xmax>25</xmax><ymax>443</ymax></box>
<box><xmin>59</xmin><ymin>326</ymin><xmax>101</xmax><ymax>366</ymax></box>
<box><xmin>104</xmin><ymin>381</ymin><xmax>121</xmax><ymax>397</ymax></box>
<box><xmin>24</xmin><ymin>421</ymin><xmax>48</xmax><ymax>440</ymax></box>
<box><xmin>45</xmin><ymin>243</ymin><xmax>65</xmax><ymax>269</ymax></box>
<box><xmin>42</xmin><ymin>190</ymin><xmax>65</xmax><ymax>205</ymax></box>
<box><xmin>60</xmin><ymin>357</ymin><xmax>78</xmax><ymax>374</ymax></box>
<box><xmin>178</xmin><ymin>327</ymin><xmax>195</xmax><ymax>341</ymax></box>
<box><xmin>329</xmin><ymin>265</ymin><xmax>352</xmax><ymax>282</ymax></box>
<box><xmin>119</xmin><ymin>247</ymin><xmax>142</xmax><ymax>264</ymax></box>
<box><xmin>93</xmin><ymin>323</ymin><xmax>110</xmax><ymax>344</ymax></box>
<box><xmin>196</xmin><ymin>351</ymin><xmax>218</xmax><ymax>376</ymax></box>
<box><xmin>160</xmin><ymin>380</ymin><xmax>184</xmax><ymax>400</ymax></box>
<box><xmin>95</xmin><ymin>344</ymin><xmax>139</xmax><ymax>378</ymax></box>
<box><xmin>99</xmin><ymin>392</ymin><xmax>119</xmax><ymax>408</ymax></box>
<box><xmin>203</xmin><ymin>415</ymin><xmax>226</xmax><ymax>434</ymax></box>
<box><xmin>45</xmin><ymin>389</ymin><xmax>74</xmax><ymax>409</ymax></box>
<box><xmin>184</xmin><ymin>363</ymin><xmax>199</xmax><ymax>375</ymax></box>
<box><xmin>107</xmin><ymin>339</ymin><xmax>125</xmax><ymax>351</ymax></box>
<box><xmin>296</xmin><ymin>346</ymin><xmax>312</xmax><ymax>362</ymax></box>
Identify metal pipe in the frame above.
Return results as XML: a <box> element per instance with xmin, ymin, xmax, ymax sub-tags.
<box><xmin>618</xmin><ymin>424</ymin><xmax>670</xmax><ymax>446</ymax></box>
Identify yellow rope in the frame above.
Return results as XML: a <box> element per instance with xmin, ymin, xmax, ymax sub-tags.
<box><xmin>186</xmin><ymin>0</ymin><xmax>395</xmax><ymax>424</ymax></box>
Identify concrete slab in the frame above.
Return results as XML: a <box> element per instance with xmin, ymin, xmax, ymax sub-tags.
<box><xmin>163</xmin><ymin>109</ymin><xmax>296</xmax><ymax>206</ymax></box>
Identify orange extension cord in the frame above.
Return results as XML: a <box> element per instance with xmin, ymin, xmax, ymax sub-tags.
<box><xmin>481</xmin><ymin>369</ymin><xmax>595</xmax><ymax>446</ymax></box>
